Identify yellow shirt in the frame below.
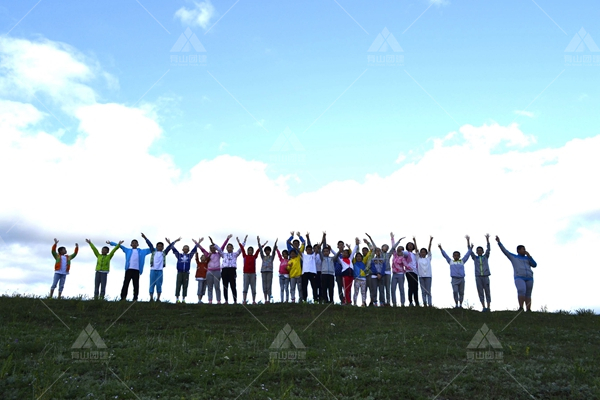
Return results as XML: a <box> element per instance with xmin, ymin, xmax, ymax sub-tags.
<box><xmin>287</xmin><ymin>256</ymin><xmax>302</xmax><ymax>278</ymax></box>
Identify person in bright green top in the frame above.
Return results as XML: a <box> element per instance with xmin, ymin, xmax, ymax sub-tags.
<box><xmin>86</xmin><ymin>239</ymin><xmax>123</xmax><ymax>300</ymax></box>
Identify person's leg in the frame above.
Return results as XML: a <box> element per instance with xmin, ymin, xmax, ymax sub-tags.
<box><xmin>336</xmin><ymin>275</ymin><xmax>344</xmax><ymax>304</ymax></box>
<box><xmin>206</xmin><ymin>273</ymin><xmax>214</xmax><ymax>303</ymax></box>
<box><xmin>427</xmin><ymin>277</ymin><xmax>432</xmax><ymax>306</ymax></box>
<box><xmin>94</xmin><ymin>271</ymin><xmax>101</xmax><ymax>299</ymax></box>
<box><xmin>175</xmin><ymin>272</ymin><xmax>183</xmax><ymax>301</ymax></box>
<box><xmin>315</xmin><ymin>271</ymin><xmax>321</xmax><ymax>302</ymax></box>
<box><xmin>215</xmin><ymin>271</ymin><xmax>222</xmax><ymax>303</ymax></box>
<box><xmin>353</xmin><ymin>280</ymin><xmax>359</xmax><ymax>305</ymax></box>
<box><xmin>250</xmin><ymin>274</ymin><xmax>257</xmax><ymax>303</ymax></box>
<box><xmin>320</xmin><ymin>274</ymin><xmax>327</xmax><ymax>302</ymax></box>
<box><xmin>525</xmin><ymin>279</ymin><xmax>534</xmax><ymax>311</ymax></box>
<box><xmin>483</xmin><ymin>277</ymin><xmax>491</xmax><ymax>310</ymax></box>
<box><xmin>391</xmin><ymin>275</ymin><xmax>398</xmax><ymax>306</ymax></box>
<box><xmin>452</xmin><ymin>278</ymin><xmax>460</xmax><ymax>306</ymax></box>
<box><xmin>369</xmin><ymin>278</ymin><xmax>378</xmax><ymax>305</ymax></box>
<box><xmin>262</xmin><ymin>272</ymin><xmax>268</xmax><ymax>302</ymax></box>
<box><xmin>182</xmin><ymin>273</ymin><xmax>189</xmax><ymax>302</ymax></box>
<box><xmin>384</xmin><ymin>274</ymin><xmax>391</xmax><ymax>305</ymax></box>
<box><xmin>475</xmin><ymin>276</ymin><xmax>484</xmax><ymax>308</ymax></box>
<box><xmin>267</xmin><ymin>272</ymin><xmax>273</xmax><ymax>302</ymax></box>
<box><xmin>100</xmin><ymin>273</ymin><xmax>108</xmax><ymax>299</ymax></box>
<box><xmin>221</xmin><ymin>269</ymin><xmax>230</xmax><ymax>303</ymax></box>
<box><xmin>361</xmin><ymin>280</ymin><xmax>367</xmax><ymax>305</ymax></box>
<box><xmin>419</xmin><ymin>277</ymin><xmax>426</xmax><ymax>306</ymax></box>
<box><xmin>197</xmin><ymin>280</ymin><xmax>203</xmax><ymax>303</ymax></box>
<box><xmin>289</xmin><ymin>277</ymin><xmax>296</xmax><ymax>302</ymax></box>
<box><xmin>57</xmin><ymin>275</ymin><xmax>66</xmax><ymax>298</ymax></box>
<box><xmin>345</xmin><ymin>276</ymin><xmax>353</xmax><ymax>304</ymax></box>
<box><xmin>132</xmin><ymin>271</ymin><xmax>140</xmax><ymax>301</ymax></box>
<box><xmin>399</xmin><ymin>274</ymin><xmax>406</xmax><ymax>306</ymax></box>
<box><xmin>156</xmin><ymin>270</ymin><xmax>163</xmax><ymax>301</ymax></box>
<box><xmin>309</xmin><ymin>273</ymin><xmax>318</xmax><ymax>302</ymax></box>
<box><xmin>301</xmin><ymin>274</ymin><xmax>309</xmax><ymax>302</ymax></box>
<box><xmin>378</xmin><ymin>278</ymin><xmax>385</xmax><ymax>306</ymax></box>
<box><xmin>243</xmin><ymin>273</ymin><xmax>249</xmax><ymax>304</ymax></box>
<box><xmin>279</xmin><ymin>275</ymin><xmax>285</xmax><ymax>302</ymax></box>
<box><xmin>120</xmin><ymin>270</ymin><xmax>132</xmax><ymax>300</ymax></box>
<box><xmin>284</xmin><ymin>276</ymin><xmax>290</xmax><ymax>302</ymax></box>
<box><xmin>458</xmin><ymin>278</ymin><xmax>465</xmax><ymax>306</ymax></box>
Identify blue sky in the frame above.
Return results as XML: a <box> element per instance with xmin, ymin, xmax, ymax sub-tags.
<box><xmin>3</xmin><ymin>0</ymin><xmax>599</xmax><ymax>191</ymax></box>
<box><xmin>1</xmin><ymin>0</ymin><xmax>599</xmax><ymax>309</ymax></box>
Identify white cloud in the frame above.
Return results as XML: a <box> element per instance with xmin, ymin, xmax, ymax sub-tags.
<box><xmin>395</xmin><ymin>153</ymin><xmax>406</xmax><ymax>164</ymax></box>
<box><xmin>1</xmin><ymin>36</ymin><xmax>600</xmax><ymax>313</ymax></box>
<box><xmin>515</xmin><ymin>110</ymin><xmax>534</xmax><ymax>118</ymax></box>
<box><xmin>429</xmin><ymin>0</ymin><xmax>450</xmax><ymax>6</ymax></box>
<box><xmin>174</xmin><ymin>1</ymin><xmax>216</xmax><ymax>29</ymax></box>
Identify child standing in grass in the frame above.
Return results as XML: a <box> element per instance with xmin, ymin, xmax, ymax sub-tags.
<box><xmin>319</xmin><ymin>232</ymin><xmax>336</xmax><ymax>304</ymax></box>
<box><xmin>218</xmin><ymin>235</ymin><xmax>246</xmax><ymax>304</ymax></box>
<box><xmin>198</xmin><ymin>235</ymin><xmax>232</xmax><ymax>304</ymax></box>
<box><xmin>415</xmin><ymin>236</ymin><xmax>434</xmax><ymax>307</ymax></box>
<box><xmin>147</xmin><ymin>236</ymin><xmax>176</xmax><ymax>302</ymax></box>
<box><xmin>353</xmin><ymin>250</ymin><xmax>367</xmax><ymax>307</ymax></box>
<box><xmin>471</xmin><ymin>234</ymin><xmax>492</xmax><ymax>312</ymax></box>
<box><xmin>167</xmin><ymin>237</ymin><xmax>198</xmax><ymax>304</ymax></box>
<box><xmin>276</xmin><ymin>247</ymin><xmax>290</xmax><ymax>303</ymax></box>
<box><xmin>287</xmin><ymin>249</ymin><xmax>303</xmax><ymax>303</ymax></box>
<box><xmin>110</xmin><ymin>233</ymin><xmax>153</xmax><ymax>302</ymax></box>
<box><xmin>259</xmin><ymin>237</ymin><xmax>277</xmax><ymax>304</ymax></box>
<box><xmin>369</xmin><ymin>247</ymin><xmax>385</xmax><ymax>306</ymax></box>
<box><xmin>50</xmin><ymin>238</ymin><xmax>79</xmax><ymax>299</ymax></box>
<box><xmin>496</xmin><ymin>235</ymin><xmax>537</xmax><ymax>312</ymax></box>
<box><xmin>439</xmin><ymin>236</ymin><xmax>473</xmax><ymax>309</ymax></box>
<box><xmin>391</xmin><ymin>246</ymin><xmax>410</xmax><ymax>307</ymax></box>
<box><xmin>334</xmin><ymin>239</ymin><xmax>358</xmax><ymax>305</ymax></box>
<box><xmin>299</xmin><ymin>233</ymin><xmax>319</xmax><ymax>303</ymax></box>
<box><xmin>404</xmin><ymin>241</ymin><xmax>420</xmax><ymax>306</ymax></box>
<box><xmin>240</xmin><ymin>237</ymin><xmax>261</xmax><ymax>305</ymax></box>
<box><xmin>194</xmin><ymin>250</ymin><xmax>209</xmax><ymax>304</ymax></box>
<box><xmin>86</xmin><ymin>239</ymin><xmax>122</xmax><ymax>300</ymax></box>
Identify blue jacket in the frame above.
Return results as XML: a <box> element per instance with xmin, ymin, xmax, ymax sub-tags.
<box><xmin>353</xmin><ymin>261</ymin><xmax>367</xmax><ymax>279</ymax></box>
<box><xmin>171</xmin><ymin>245</ymin><xmax>199</xmax><ymax>273</ymax></box>
<box><xmin>498</xmin><ymin>242</ymin><xmax>537</xmax><ymax>278</ymax></box>
<box><xmin>110</xmin><ymin>238</ymin><xmax>153</xmax><ymax>275</ymax></box>
<box><xmin>441</xmin><ymin>248</ymin><xmax>473</xmax><ymax>278</ymax></box>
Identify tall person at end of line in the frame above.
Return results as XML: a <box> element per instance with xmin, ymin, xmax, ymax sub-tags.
<box><xmin>496</xmin><ymin>235</ymin><xmax>536</xmax><ymax>312</ymax></box>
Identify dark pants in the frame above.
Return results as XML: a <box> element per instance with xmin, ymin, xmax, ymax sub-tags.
<box><xmin>221</xmin><ymin>268</ymin><xmax>237</xmax><ymax>303</ymax></box>
<box><xmin>320</xmin><ymin>274</ymin><xmax>334</xmax><ymax>303</ymax></box>
<box><xmin>315</xmin><ymin>271</ymin><xmax>321</xmax><ymax>300</ymax></box>
<box><xmin>301</xmin><ymin>273</ymin><xmax>318</xmax><ymax>302</ymax></box>
<box><xmin>335</xmin><ymin>275</ymin><xmax>344</xmax><ymax>303</ymax></box>
<box><xmin>121</xmin><ymin>269</ymin><xmax>140</xmax><ymax>301</ymax></box>
<box><xmin>406</xmin><ymin>272</ymin><xmax>420</xmax><ymax>305</ymax></box>
<box><xmin>94</xmin><ymin>271</ymin><xmax>108</xmax><ymax>299</ymax></box>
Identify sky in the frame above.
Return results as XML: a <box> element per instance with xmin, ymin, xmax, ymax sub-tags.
<box><xmin>0</xmin><ymin>0</ymin><xmax>599</xmax><ymax>311</ymax></box>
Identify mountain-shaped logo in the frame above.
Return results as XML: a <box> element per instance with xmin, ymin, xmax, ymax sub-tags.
<box><xmin>368</xmin><ymin>27</ymin><xmax>403</xmax><ymax>52</ymax></box>
<box><xmin>565</xmin><ymin>27</ymin><xmax>600</xmax><ymax>53</ymax></box>
<box><xmin>71</xmin><ymin>324</ymin><xmax>107</xmax><ymax>349</ymax></box>
<box><xmin>270</xmin><ymin>127</ymin><xmax>305</xmax><ymax>152</ymax></box>
<box><xmin>171</xmin><ymin>27</ymin><xmax>206</xmax><ymax>52</ymax></box>
<box><xmin>467</xmin><ymin>323</ymin><xmax>502</xmax><ymax>349</ymax></box>
<box><xmin>269</xmin><ymin>324</ymin><xmax>306</xmax><ymax>349</ymax></box>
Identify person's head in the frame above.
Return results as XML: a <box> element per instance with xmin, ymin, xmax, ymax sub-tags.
<box><xmin>355</xmin><ymin>253</ymin><xmax>363</xmax><ymax>262</ymax></box>
<box><xmin>264</xmin><ymin>246</ymin><xmax>272</xmax><ymax>256</ymax></box>
<box><xmin>209</xmin><ymin>244</ymin><xmax>217</xmax><ymax>253</ymax></box>
<box><xmin>248</xmin><ymin>246</ymin><xmax>254</xmax><ymax>256</ymax></box>
<box><xmin>361</xmin><ymin>247</ymin><xmax>369</xmax><ymax>256</ymax></box>
<box><xmin>292</xmin><ymin>239</ymin><xmax>300</xmax><ymax>248</ymax></box>
<box><xmin>101</xmin><ymin>246</ymin><xmax>109</xmax><ymax>255</ymax></box>
<box><xmin>337</xmin><ymin>240</ymin><xmax>344</xmax><ymax>251</ymax></box>
<box><xmin>516</xmin><ymin>245</ymin><xmax>526</xmax><ymax>256</ymax></box>
<box><xmin>396</xmin><ymin>246</ymin><xmax>405</xmax><ymax>255</ymax></box>
<box><xmin>313</xmin><ymin>244</ymin><xmax>321</xmax><ymax>253</ymax></box>
<box><xmin>342</xmin><ymin>249</ymin><xmax>350</xmax><ymax>258</ymax></box>
<box><xmin>289</xmin><ymin>249</ymin><xmax>298</xmax><ymax>259</ymax></box>
<box><xmin>130</xmin><ymin>239</ymin><xmax>139</xmax><ymax>249</ymax></box>
<box><xmin>282</xmin><ymin>250</ymin><xmax>289</xmax><ymax>259</ymax></box>
<box><xmin>226</xmin><ymin>243</ymin><xmax>234</xmax><ymax>253</ymax></box>
<box><xmin>406</xmin><ymin>242</ymin><xmax>415</xmax><ymax>251</ymax></box>
<box><xmin>382</xmin><ymin>244</ymin><xmax>389</xmax><ymax>253</ymax></box>
<box><xmin>156</xmin><ymin>242</ymin><xmax>164</xmax><ymax>252</ymax></box>
<box><xmin>323</xmin><ymin>246</ymin><xmax>330</xmax><ymax>257</ymax></box>
<box><xmin>452</xmin><ymin>251</ymin><xmax>461</xmax><ymax>261</ymax></box>
<box><xmin>419</xmin><ymin>248</ymin><xmax>428</xmax><ymax>258</ymax></box>
<box><xmin>200</xmin><ymin>254</ymin><xmax>208</xmax><ymax>262</ymax></box>
<box><xmin>375</xmin><ymin>248</ymin><xmax>382</xmax><ymax>256</ymax></box>
<box><xmin>182</xmin><ymin>245</ymin><xmax>190</xmax><ymax>254</ymax></box>
<box><xmin>476</xmin><ymin>246</ymin><xmax>484</xmax><ymax>256</ymax></box>
<box><xmin>58</xmin><ymin>246</ymin><xmax>67</xmax><ymax>255</ymax></box>
<box><xmin>306</xmin><ymin>245</ymin><xmax>313</xmax><ymax>255</ymax></box>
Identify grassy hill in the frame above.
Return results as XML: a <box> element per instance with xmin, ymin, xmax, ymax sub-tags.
<box><xmin>0</xmin><ymin>295</ymin><xmax>598</xmax><ymax>399</ymax></box>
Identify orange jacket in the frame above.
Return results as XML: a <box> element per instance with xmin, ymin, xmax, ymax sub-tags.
<box><xmin>52</xmin><ymin>243</ymin><xmax>78</xmax><ymax>274</ymax></box>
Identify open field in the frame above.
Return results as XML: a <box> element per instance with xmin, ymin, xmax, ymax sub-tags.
<box><xmin>0</xmin><ymin>296</ymin><xmax>599</xmax><ymax>399</ymax></box>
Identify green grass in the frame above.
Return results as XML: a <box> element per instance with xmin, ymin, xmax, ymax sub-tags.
<box><xmin>1</xmin><ymin>295</ymin><xmax>599</xmax><ymax>399</ymax></box>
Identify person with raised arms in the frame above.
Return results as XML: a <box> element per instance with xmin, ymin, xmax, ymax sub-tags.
<box><xmin>86</xmin><ymin>239</ymin><xmax>122</xmax><ymax>300</ymax></box>
<box><xmin>197</xmin><ymin>235</ymin><xmax>232</xmax><ymax>304</ymax></box>
<box><xmin>319</xmin><ymin>232</ymin><xmax>337</xmax><ymax>304</ymax></box>
<box><xmin>216</xmin><ymin>235</ymin><xmax>246</xmax><ymax>304</ymax></box>
<box><xmin>259</xmin><ymin>237</ymin><xmax>277</xmax><ymax>304</ymax></box>
<box><xmin>110</xmin><ymin>233</ymin><xmax>153</xmax><ymax>302</ymax></box>
<box><xmin>414</xmin><ymin>236</ymin><xmax>434</xmax><ymax>307</ymax></box>
<box><xmin>167</xmin><ymin>237</ymin><xmax>199</xmax><ymax>304</ymax></box>
<box><xmin>49</xmin><ymin>238</ymin><xmax>79</xmax><ymax>299</ymax></box>
<box><xmin>496</xmin><ymin>235</ymin><xmax>537</xmax><ymax>312</ymax></box>
<box><xmin>404</xmin><ymin>240</ymin><xmax>420</xmax><ymax>307</ymax></box>
<box><xmin>471</xmin><ymin>234</ymin><xmax>492</xmax><ymax>312</ymax></box>
<box><xmin>439</xmin><ymin>236</ymin><xmax>473</xmax><ymax>309</ymax></box>
<box><xmin>239</xmin><ymin>236</ymin><xmax>261</xmax><ymax>305</ymax></box>
<box><xmin>145</xmin><ymin>236</ymin><xmax>176</xmax><ymax>302</ymax></box>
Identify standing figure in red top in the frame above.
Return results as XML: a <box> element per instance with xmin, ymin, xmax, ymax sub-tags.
<box><xmin>239</xmin><ymin>236</ymin><xmax>263</xmax><ymax>305</ymax></box>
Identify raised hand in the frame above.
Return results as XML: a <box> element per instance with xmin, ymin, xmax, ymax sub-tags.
<box><xmin>363</xmin><ymin>238</ymin><xmax>369</xmax><ymax>245</ymax></box>
<box><xmin>85</xmin><ymin>239</ymin><xmax>91</xmax><ymax>244</ymax></box>
<box><xmin>290</xmin><ymin>231</ymin><xmax>295</xmax><ymax>237</ymax></box>
<box><xmin>355</xmin><ymin>237</ymin><xmax>360</xmax><ymax>245</ymax></box>
<box><xmin>199</xmin><ymin>237</ymin><xmax>204</xmax><ymax>243</ymax></box>
<box><xmin>244</xmin><ymin>235</ymin><xmax>248</xmax><ymax>243</ymax></box>
<box><xmin>495</xmin><ymin>235</ymin><xmax>500</xmax><ymax>243</ymax></box>
<box><xmin>75</xmin><ymin>243</ymin><xmax>79</xmax><ymax>247</ymax></box>
<box><xmin>106</xmin><ymin>241</ymin><xmax>111</xmax><ymax>244</ymax></box>
<box><xmin>227</xmin><ymin>234</ymin><xmax>233</xmax><ymax>240</ymax></box>
<box><xmin>346</xmin><ymin>243</ymin><xmax>351</xmax><ymax>250</ymax></box>
<box><xmin>118</xmin><ymin>240</ymin><xmax>124</xmax><ymax>245</ymax></box>
<box><xmin>257</xmin><ymin>236</ymin><xmax>261</xmax><ymax>244</ymax></box>
<box><xmin>236</xmin><ymin>237</ymin><xmax>240</xmax><ymax>243</ymax></box>
<box><xmin>296</xmin><ymin>231</ymin><xmax>301</xmax><ymax>237</ymax></box>
<box><xmin>141</xmin><ymin>232</ymin><xmax>147</xmax><ymax>239</ymax></box>
<box><xmin>438</xmin><ymin>244</ymin><xmax>443</xmax><ymax>249</ymax></box>
<box><xmin>306</xmin><ymin>232</ymin><xmax>310</xmax><ymax>238</ymax></box>
<box><xmin>165</xmin><ymin>238</ymin><xmax>171</xmax><ymax>244</ymax></box>
<box><xmin>209</xmin><ymin>236</ymin><xmax>215</xmax><ymax>244</ymax></box>
<box><xmin>54</xmin><ymin>238</ymin><xmax>59</xmax><ymax>244</ymax></box>
<box><xmin>485</xmin><ymin>233</ymin><xmax>490</xmax><ymax>242</ymax></box>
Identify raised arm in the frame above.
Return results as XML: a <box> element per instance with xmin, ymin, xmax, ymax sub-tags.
<box><xmin>86</xmin><ymin>239</ymin><xmax>99</xmax><ymax>257</ymax></box>
<box><xmin>366</xmin><ymin>233</ymin><xmax>377</xmax><ymax>250</ymax></box>
<box><xmin>438</xmin><ymin>244</ymin><xmax>452</xmax><ymax>264</ymax></box>
<box><xmin>237</xmin><ymin>237</ymin><xmax>246</xmax><ymax>257</ymax></box>
<box><xmin>428</xmin><ymin>236</ymin><xmax>433</xmax><ymax>254</ymax></box>
<box><xmin>108</xmin><ymin>241</ymin><xmax>123</xmax><ymax>258</ymax></box>
<box><xmin>462</xmin><ymin>246</ymin><xmax>473</xmax><ymax>264</ymax></box>
<box><xmin>485</xmin><ymin>234</ymin><xmax>491</xmax><ymax>258</ymax></box>
<box><xmin>495</xmin><ymin>236</ymin><xmax>514</xmax><ymax>260</ymax></box>
<box><xmin>70</xmin><ymin>243</ymin><xmax>79</xmax><ymax>259</ymax></box>
<box><xmin>141</xmin><ymin>233</ymin><xmax>154</xmax><ymax>252</ymax></box>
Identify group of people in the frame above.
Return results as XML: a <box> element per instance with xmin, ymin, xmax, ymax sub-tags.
<box><xmin>49</xmin><ymin>232</ymin><xmax>538</xmax><ymax>312</ymax></box>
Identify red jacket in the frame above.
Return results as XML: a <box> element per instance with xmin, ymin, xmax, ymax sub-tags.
<box><xmin>240</xmin><ymin>244</ymin><xmax>259</xmax><ymax>274</ymax></box>
<box><xmin>194</xmin><ymin>253</ymin><xmax>208</xmax><ymax>279</ymax></box>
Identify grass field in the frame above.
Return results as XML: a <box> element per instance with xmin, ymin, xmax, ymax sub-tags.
<box><xmin>0</xmin><ymin>295</ymin><xmax>599</xmax><ymax>399</ymax></box>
